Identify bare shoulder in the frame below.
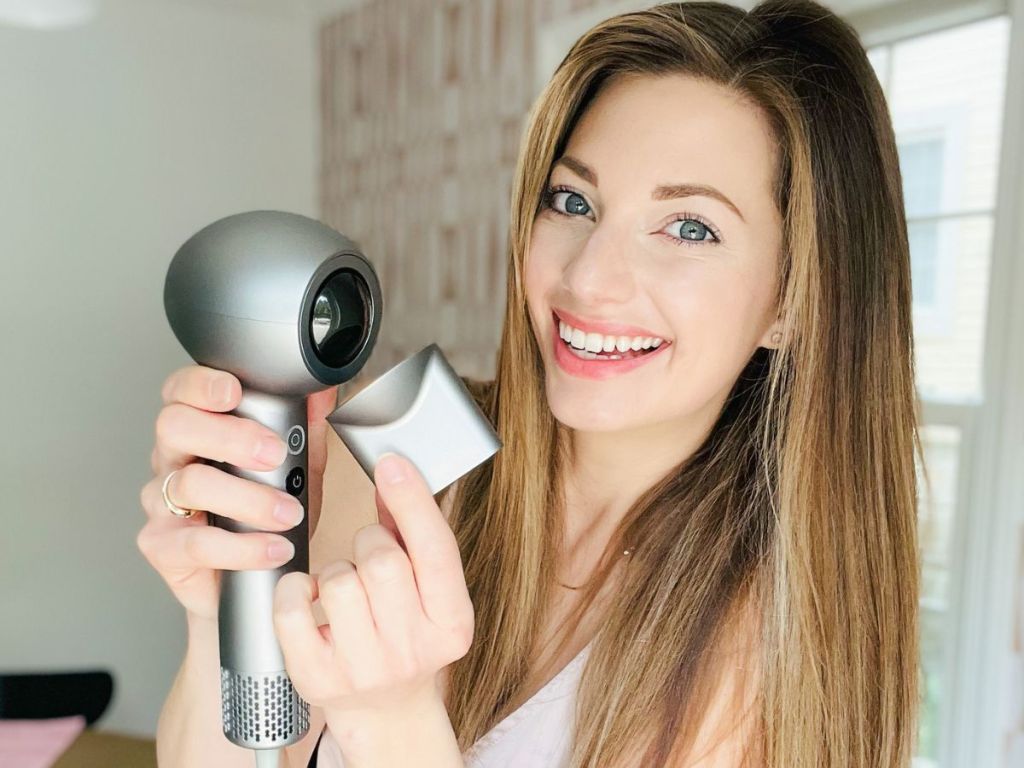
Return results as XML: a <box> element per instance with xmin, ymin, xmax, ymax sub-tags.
<box><xmin>681</xmin><ymin>637</ymin><xmax>762</xmax><ymax>767</ymax></box>
<box><xmin>613</xmin><ymin>598</ymin><xmax>761</xmax><ymax>768</ymax></box>
<box><xmin>675</xmin><ymin>599</ymin><xmax>763</xmax><ymax>768</ymax></box>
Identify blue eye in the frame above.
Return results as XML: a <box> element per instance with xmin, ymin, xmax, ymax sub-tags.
<box><xmin>541</xmin><ymin>185</ymin><xmax>723</xmax><ymax>248</ymax></box>
<box><xmin>546</xmin><ymin>188</ymin><xmax>590</xmax><ymax>216</ymax></box>
<box><xmin>666</xmin><ymin>218</ymin><xmax>719</xmax><ymax>245</ymax></box>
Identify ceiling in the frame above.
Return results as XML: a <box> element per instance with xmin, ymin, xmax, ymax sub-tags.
<box><xmin>154</xmin><ymin>0</ymin><xmax>907</xmax><ymax>23</ymax></box>
<box><xmin>152</xmin><ymin>0</ymin><xmax>370</xmax><ymax>20</ymax></box>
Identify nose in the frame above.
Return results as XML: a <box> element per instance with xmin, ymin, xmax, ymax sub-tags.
<box><xmin>559</xmin><ymin>222</ymin><xmax>635</xmax><ymax>305</ymax></box>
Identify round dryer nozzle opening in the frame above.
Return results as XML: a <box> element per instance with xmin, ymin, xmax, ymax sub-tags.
<box><xmin>309</xmin><ymin>268</ymin><xmax>372</xmax><ymax>369</ymax></box>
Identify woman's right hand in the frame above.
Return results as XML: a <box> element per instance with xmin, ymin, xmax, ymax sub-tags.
<box><xmin>137</xmin><ymin>365</ymin><xmax>335</xmax><ymax>624</ymax></box>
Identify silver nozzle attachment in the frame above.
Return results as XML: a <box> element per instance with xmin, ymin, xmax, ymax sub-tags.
<box><xmin>327</xmin><ymin>344</ymin><xmax>501</xmax><ymax>493</ymax></box>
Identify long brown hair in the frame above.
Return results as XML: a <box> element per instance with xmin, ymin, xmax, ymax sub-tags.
<box><xmin>443</xmin><ymin>2</ymin><xmax>923</xmax><ymax>766</ymax></box>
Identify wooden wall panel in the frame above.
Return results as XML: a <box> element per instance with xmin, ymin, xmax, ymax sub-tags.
<box><xmin>319</xmin><ymin>0</ymin><xmax>617</xmax><ymax>381</ymax></box>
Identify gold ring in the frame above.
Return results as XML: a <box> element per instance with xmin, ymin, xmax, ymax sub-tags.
<box><xmin>162</xmin><ymin>469</ymin><xmax>196</xmax><ymax>519</ymax></box>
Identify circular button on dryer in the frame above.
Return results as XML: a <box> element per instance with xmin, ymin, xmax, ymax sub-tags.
<box><xmin>286</xmin><ymin>468</ymin><xmax>306</xmax><ymax>497</ymax></box>
<box><xmin>286</xmin><ymin>425</ymin><xmax>306</xmax><ymax>455</ymax></box>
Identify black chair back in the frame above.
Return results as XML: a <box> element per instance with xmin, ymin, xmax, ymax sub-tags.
<box><xmin>0</xmin><ymin>671</ymin><xmax>113</xmax><ymax>726</ymax></box>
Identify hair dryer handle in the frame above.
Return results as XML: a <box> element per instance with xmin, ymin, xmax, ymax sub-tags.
<box><xmin>206</xmin><ymin>388</ymin><xmax>311</xmax><ymax>750</ymax></box>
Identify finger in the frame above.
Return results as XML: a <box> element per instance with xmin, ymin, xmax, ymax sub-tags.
<box><xmin>316</xmin><ymin>560</ymin><xmax>384</xmax><ymax>674</ymax></box>
<box><xmin>140</xmin><ymin>476</ymin><xmax>209</xmax><ymax>524</ymax></box>
<box><xmin>154</xmin><ymin>403</ymin><xmax>288</xmax><ymax>474</ymax></box>
<box><xmin>307</xmin><ymin>385</ymin><xmax>339</xmax><ymax>425</ymax></box>
<box><xmin>305</xmin><ymin>385</ymin><xmax>338</xmax><ymax>537</ymax></box>
<box><xmin>274</xmin><ymin>571</ymin><xmax>332</xmax><ymax>686</ymax></box>
<box><xmin>136</xmin><ymin>516</ymin><xmax>297</xmax><ymax>573</ymax></box>
<box><xmin>351</xmin><ymin>524</ymin><xmax>422</xmax><ymax>648</ymax></box>
<box><xmin>372</xmin><ymin>453</ymin><xmax>472</xmax><ymax>632</ymax></box>
<box><xmin>375</xmin><ymin>489</ymin><xmax>405</xmax><ymax>551</ymax></box>
<box><xmin>162</xmin><ymin>365</ymin><xmax>240</xmax><ymax>411</ymax></box>
<box><xmin>145</xmin><ymin>464</ymin><xmax>304</xmax><ymax>531</ymax></box>
<box><xmin>154</xmin><ymin>365</ymin><xmax>241</xmax><ymax>475</ymax></box>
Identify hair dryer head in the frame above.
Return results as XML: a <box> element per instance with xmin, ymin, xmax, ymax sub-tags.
<box><xmin>164</xmin><ymin>210</ymin><xmax>382</xmax><ymax>395</ymax></box>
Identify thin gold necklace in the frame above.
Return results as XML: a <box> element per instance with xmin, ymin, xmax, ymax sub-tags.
<box><xmin>558</xmin><ymin>546</ymin><xmax>632</xmax><ymax>590</ymax></box>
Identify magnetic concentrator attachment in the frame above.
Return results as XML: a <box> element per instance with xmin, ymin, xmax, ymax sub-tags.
<box><xmin>327</xmin><ymin>344</ymin><xmax>501</xmax><ymax>494</ymax></box>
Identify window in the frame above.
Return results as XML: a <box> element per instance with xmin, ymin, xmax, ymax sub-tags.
<box><xmin>867</xmin><ymin>12</ymin><xmax>1014</xmax><ymax>768</ymax></box>
<box><xmin>871</xmin><ymin>16</ymin><xmax>1009</xmax><ymax>403</ymax></box>
<box><xmin>905</xmin><ymin>138</ymin><xmax>942</xmax><ymax>315</ymax></box>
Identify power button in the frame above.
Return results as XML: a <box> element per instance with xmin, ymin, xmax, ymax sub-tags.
<box><xmin>286</xmin><ymin>425</ymin><xmax>306</xmax><ymax>455</ymax></box>
<box><xmin>286</xmin><ymin>468</ymin><xmax>305</xmax><ymax>497</ymax></box>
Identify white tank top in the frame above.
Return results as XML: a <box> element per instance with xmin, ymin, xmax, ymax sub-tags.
<box><xmin>311</xmin><ymin>641</ymin><xmax>593</xmax><ymax>767</ymax></box>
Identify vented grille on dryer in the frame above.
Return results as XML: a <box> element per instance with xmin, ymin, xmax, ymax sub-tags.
<box><xmin>220</xmin><ymin>667</ymin><xmax>310</xmax><ymax>748</ymax></box>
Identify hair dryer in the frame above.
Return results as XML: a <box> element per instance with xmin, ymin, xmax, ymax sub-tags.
<box><xmin>164</xmin><ymin>210</ymin><xmax>382</xmax><ymax>766</ymax></box>
<box><xmin>164</xmin><ymin>210</ymin><xmax>502</xmax><ymax>768</ymax></box>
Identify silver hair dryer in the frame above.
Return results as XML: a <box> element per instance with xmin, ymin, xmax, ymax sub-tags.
<box><xmin>163</xmin><ymin>210</ymin><xmax>382</xmax><ymax>763</ymax></box>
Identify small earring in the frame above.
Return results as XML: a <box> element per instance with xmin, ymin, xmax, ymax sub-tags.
<box><xmin>770</xmin><ymin>331</ymin><xmax>782</xmax><ymax>345</ymax></box>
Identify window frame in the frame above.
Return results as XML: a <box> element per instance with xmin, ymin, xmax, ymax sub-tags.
<box><xmin>852</xmin><ymin>3</ymin><xmax>1024</xmax><ymax>767</ymax></box>
<box><xmin>892</xmin><ymin>110</ymin><xmax>965</xmax><ymax>338</ymax></box>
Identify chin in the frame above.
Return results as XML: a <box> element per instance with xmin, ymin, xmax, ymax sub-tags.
<box><xmin>543</xmin><ymin>378</ymin><xmax>645</xmax><ymax>433</ymax></box>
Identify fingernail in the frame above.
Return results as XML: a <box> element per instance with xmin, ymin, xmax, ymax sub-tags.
<box><xmin>255</xmin><ymin>436</ymin><xmax>287</xmax><ymax>466</ymax></box>
<box><xmin>267</xmin><ymin>539</ymin><xmax>295</xmax><ymax>563</ymax></box>
<box><xmin>274</xmin><ymin>498</ymin><xmax>304</xmax><ymax>526</ymax></box>
<box><xmin>377</xmin><ymin>452</ymin><xmax>407</xmax><ymax>485</ymax></box>
<box><xmin>212</xmin><ymin>377</ymin><xmax>233</xmax><ymax>406</ymax></box>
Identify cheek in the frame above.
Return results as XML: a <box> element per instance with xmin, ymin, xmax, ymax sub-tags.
<box><xmin>524</xmin><ymin>229</ymin><xmax>566</xmax><ymax>318</ymax></box>
<box><xmin>658</xmin><ymin>267</ymin><xmax>773</xmax><ymax>378</ymax></box>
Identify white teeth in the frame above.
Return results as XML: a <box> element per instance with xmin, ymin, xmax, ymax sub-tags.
<box><xmin>568</xmin><ymin>346</ymin><xmax>622</xmax><ymax>361</ymax></box>
<box><xmin>557</xmin><ymin>316</ymin><xmax>666</xmax><ymax>355</ymax></box>
<box><xmin>584</xmin><ymin>332</ymin><xmax>604</xmax><ymax>353</ymax></box>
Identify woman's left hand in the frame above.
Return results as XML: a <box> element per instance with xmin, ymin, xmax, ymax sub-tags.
<box><xmin>272</xmin><ymin>451</ymin><xmax>474</xmax><ymax>740</ymax></box>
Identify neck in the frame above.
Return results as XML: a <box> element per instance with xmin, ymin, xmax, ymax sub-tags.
<box><xmin>560</xmin><ymin>390</ymin><xmax>726</xmax><ymax>552</ymax></box>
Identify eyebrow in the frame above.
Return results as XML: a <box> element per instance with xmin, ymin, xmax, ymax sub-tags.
<box><xmin>552</xmin><ymin>155</ymin><xmax>746</xmax><ymax>223</ymax></box>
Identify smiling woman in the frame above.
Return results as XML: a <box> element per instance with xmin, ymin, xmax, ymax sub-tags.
<box><xmin>433</xmin><ymin>1</ymin><xmax>922</xmax><ymax>767</ymax></box>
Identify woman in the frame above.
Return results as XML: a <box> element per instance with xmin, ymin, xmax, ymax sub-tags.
<box><xmin>138</xmin><ymin>1</ymin><xmax>923</xmax><ymax>766</ymax></box>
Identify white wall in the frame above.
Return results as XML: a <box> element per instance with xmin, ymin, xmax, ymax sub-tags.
<box><xmin>0</xmin><ymin>0</ymin><xmax>316</xmax><ymax>736</ymax></box>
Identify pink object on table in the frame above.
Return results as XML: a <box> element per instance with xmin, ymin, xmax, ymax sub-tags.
<box><xmin>0</xmin><ymin>715</ymin><xmax>87</xmax><ymax>768</ymax></box>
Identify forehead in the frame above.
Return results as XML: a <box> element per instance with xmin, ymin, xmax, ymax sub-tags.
<box><xmin>559</xmin><ymin>73</ymin><xmax>778</xmax><ymax>215</ymax></box>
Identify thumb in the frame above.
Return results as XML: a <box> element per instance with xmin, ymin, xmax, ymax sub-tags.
<box><xmin>307</xmin><ymin>385</ymin><xmax>340</xmax><ymax>425</ymax></box>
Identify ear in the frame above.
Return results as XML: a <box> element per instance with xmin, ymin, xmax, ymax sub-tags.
<box><xmin>758</xmin><ymin>317</ymin><xmax>785</xmax><ymax>350</ymax></box>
